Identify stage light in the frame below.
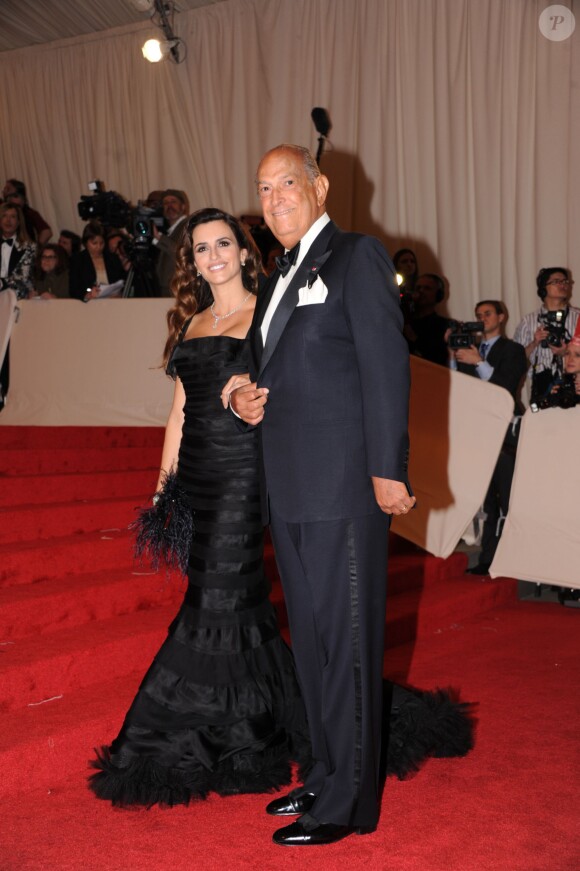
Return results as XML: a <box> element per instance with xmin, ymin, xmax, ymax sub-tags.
<box><xmin>142</xmin><ymin>37</ymin><xmax>177</xmax><ymax>62</ymax></box>
<box><xmin>137</xmin><ymin>1</ymin><xmax>187</xmax><ymax>64</ymax></box>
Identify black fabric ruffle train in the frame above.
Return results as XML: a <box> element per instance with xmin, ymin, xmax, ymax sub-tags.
<box><xmin>382</xmin><ymin>683</ymin><xmax>476</xmax><ymax>781</ymax></box>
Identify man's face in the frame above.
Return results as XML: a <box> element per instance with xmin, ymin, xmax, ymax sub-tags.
<box><xmin>544</xmin><ymin>271</ymin><xmax>571</xmax><ymax>306</ymax></box>
<box><xmin>3</xmin><ymin>181</ymin><xmax>16</xmax><ymax>199</ymax></box>
<box><xmin>256</xmin><ymin>148</ymin><xmax>328</xmax><ymax>249</ymax></box>
<box><xmin>162</xmin><ymin>195</ymin><xmax>186</xmax><ymax>225</ymax></box>
<box><xmin>475</xmin><ymin>304</ymin><xmax>504</xmax><ymax>337</ymax></box>
<box><xmin>0</xmin><ymin>209</ymin><xmax>19</xmax><ymax>237</ymax></box>
<box><xmin>412</xmin><ymin>277</ymin><xmax>439</xmax><ymax>311</ymax></box>
<box><xmin>58</xmin><ymin>234</ymin><xmax>72</xmax><ymax>256</ymax></box>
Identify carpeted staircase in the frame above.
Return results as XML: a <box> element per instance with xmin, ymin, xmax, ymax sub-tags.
<box><xmin>0</xmin><ymin>426</ymin><xmax>517</xmax><ymax>800</ymax></box>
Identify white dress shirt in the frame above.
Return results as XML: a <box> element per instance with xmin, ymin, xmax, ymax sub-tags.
<box><xmin>261</xmin><ymin>213</ymin><xmax>331</xmax><ymax>345</ymax></box>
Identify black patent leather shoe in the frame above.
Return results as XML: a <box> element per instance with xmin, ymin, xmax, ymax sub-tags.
<box><xmin>466</xmin><ymin>562</ymin><xmax>491</xmax><ymax>576</ymax></box>
<box><xmin>266</xmin><ymin>792</ymin><xmax>316</xmax><ymax>816</ymax></box>
<box><xmin>272</xmin><ymin>818</ymin><xmax>374</xmax><ymax>846</ymax></box>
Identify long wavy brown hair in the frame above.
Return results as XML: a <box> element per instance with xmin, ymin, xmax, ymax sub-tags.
<box><xmin>163</xmin><ymin>208</ymin><xmax>262</xmax><ymax>368</ymax></box>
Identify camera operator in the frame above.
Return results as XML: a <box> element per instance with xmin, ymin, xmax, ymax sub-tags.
<box><xmin>152</xmin><ymin>189</ymin><xmax>189</xmax><ymax>296</ymax></box>
<box><xmin>513</xmin><ymin>267</ymin><xmax>579</xmax><ymax>401</ymax></box>
<box><xmin>448</xmin><ymin>300</ymin><xmax>527</xmax><ymax>575</ymax></box>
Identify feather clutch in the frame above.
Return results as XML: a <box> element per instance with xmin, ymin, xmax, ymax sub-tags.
<box><xmin>130</xmin><ymin>470</ymin><xmax>193</xmax><ymax>575</ymax></box>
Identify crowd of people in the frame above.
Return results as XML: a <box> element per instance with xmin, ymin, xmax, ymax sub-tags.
<box><xmin>394</xmin><ymin>250</ymin><xmax>579</xmax><ymax>574</ymax></box>
<box><xmin>0</xmin><ymin>180</ymin><xmax>286</xmax><ymax>304</ymax></box>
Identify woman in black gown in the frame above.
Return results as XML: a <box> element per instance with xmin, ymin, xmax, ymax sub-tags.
<box><xmin>90</xmin><ymin>209</ymin><xmax>310</xmax><ymax>806</ymax></box>
<box><xmin>90</xmin><ymin>208</ymin><xmax>474</xmax><ymax>808</ymax></box>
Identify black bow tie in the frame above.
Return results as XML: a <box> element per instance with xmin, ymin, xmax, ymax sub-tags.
<box><xmin>275</xmin><ymin>242</ymin><xmax>300</xmax><ymax>277</ymax></box>
<box><xmin>1</xmin><ymin>238</ymin><xmax>14</xmax><ymax>247</ymax></box>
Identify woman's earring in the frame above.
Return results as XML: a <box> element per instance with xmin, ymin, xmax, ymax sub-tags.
<box><xmin>196</xmin><ymin>269</ymin><xmax>201</xmax><ymax>277</ymax></box>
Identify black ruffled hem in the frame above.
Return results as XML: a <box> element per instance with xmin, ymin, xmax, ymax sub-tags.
<box><xmin>89</xmin><ymin>732</ymin><xmax>312</xmax><ymax>809</ymax></box>
<box><xmin>383</xmin><ymin>685</ymin><xmax>476</xmax><ymax>780</ymax></box>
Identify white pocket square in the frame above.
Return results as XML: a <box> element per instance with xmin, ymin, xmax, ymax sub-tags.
<box><xmin>296</xmin><ymin>278</ymin><xmax>328</xmax><ymax>307</ymax></box>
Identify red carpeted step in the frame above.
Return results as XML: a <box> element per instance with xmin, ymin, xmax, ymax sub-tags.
<box><xmin>2</xmin><ymin>446</ymin><xmax>160</xmax><ymax>477</ymax></box>
<box><xmin>0</xmin><ymin>567</ymin><xmax>183</xmax><ymax>641</ymax></box>
<box><xmin>0</xmin><ymin>426</ymin><xmax>164</xmax><ymax>451</ymax></box>
<box><xmin>0</xmin><ymin>529</ymin><xmax>134</xmax><ymax>588</ymax></box>
<box><xmin>0</xmin><ymin>469</ymin><xmax>157</xmax><ymax>507</ymax></box>
<box><xmin>0</xmin><ymin>669</ymin><xmax>146</xmax><ymax>798</ymax></box>
<box><xmin>0</xmin><ymin>606</ymin><xmax>177</xmax><ymax>713</ymax></box>
<box><xmin>0</xmin><ymin>496</ymin><xmax>148</xmax><ymax>545</ymax></box>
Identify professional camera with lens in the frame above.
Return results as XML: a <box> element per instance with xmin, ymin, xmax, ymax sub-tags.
<box><xmin>447</xmin><ymin>320</ymin><xmax>484</xmax><ymax>349</ymax></box>
<box><xmin>530</xmin><ymin>373</ymin><xmax>578</xmax><ymax>412</ymax></box>
<box><xmin>77</xmin><ymin>181</ymin><xmax>164</xmax><ymax>296</ymax></box>
<box><xmin>538</xmin><ymin>309</ymin><xmax>568</xmax><ymax>348</ymax></box>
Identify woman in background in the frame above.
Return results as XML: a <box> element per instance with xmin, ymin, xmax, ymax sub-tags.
<box><xmin>69</xmin><ymin>220</ymin><xmax>125</xmax><ymax>300</ymax></box>
<box><xmin>32</xmin><ymin>243</ymin><xmax>69</xmax><ymax>299</ymax></box>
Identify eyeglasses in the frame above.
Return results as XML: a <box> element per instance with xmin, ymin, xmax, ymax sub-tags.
<box><xmin>41</xmin><ymin>254</ymin><xmax>57</xmax><ymax>260</ymax></box>
<box><xmin>546</xmin><ymin>278</ymin><xmax>573</xmax><ymax>286</ymax></box>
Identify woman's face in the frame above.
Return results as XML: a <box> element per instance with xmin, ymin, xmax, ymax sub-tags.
<box><xmin>396</xmin><ymin>252</ymin><xmax>417</xmax><ymax>278</ymax></box>
<box><xmin>40</xmin><ymin>250</ymin><xmax>58</xmax><ymax>274</ymax></box>
<box><xmin>86</xmin><ymin>236</ymin><xmax>105</xmax><ymax>257</ymax></box>
<box><xmin>192</xmin><ymin>220</ymin><xmax>247</xmax><ymax>290</ymax></box>
<box><xmin>564</xmin><ymin>343</ymin><xmax>580</xmax><ymax>374</ymax></box>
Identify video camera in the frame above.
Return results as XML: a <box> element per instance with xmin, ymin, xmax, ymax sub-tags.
<box><xmin>538</xmin><ymin>309</ymin><xmax>569</xmax><ymax>348</ymax></box>
<box><xmin>77</xmin><ymin>181</ymin><xmax>164</xmax><ymax>256</ymax></box>
<box><xmin>447</xmin><ymin>320</ymin><xmax>484</xmax><ymax>349</ymax></box>
<box><xmin>530</xmin><ymin>373</ymin><xmax>578</xmax><ymax>412</ymax></box>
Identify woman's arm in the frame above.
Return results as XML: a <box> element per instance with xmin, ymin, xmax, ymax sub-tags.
<box><xmin>156</xmin><ymin>377</ymin><xmax>186</xmax><ymax>493</ymax></box>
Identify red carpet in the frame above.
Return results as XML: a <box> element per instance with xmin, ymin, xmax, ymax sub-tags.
<box><xmin>1</xmin><ymin>427</ymin><xmax>578</xmax><ymax>871</ymax></box>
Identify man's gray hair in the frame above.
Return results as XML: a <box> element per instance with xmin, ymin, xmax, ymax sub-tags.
<box><xmin>257</xmin><ymin>144</ymin><xmax>321</xmax><ymax>182</ymax></box>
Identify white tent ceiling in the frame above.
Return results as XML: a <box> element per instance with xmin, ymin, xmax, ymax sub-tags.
<box><xmin>0</xmin><ymin>0</ymin><xmax>225</xmax><ymax>52</ymax></box>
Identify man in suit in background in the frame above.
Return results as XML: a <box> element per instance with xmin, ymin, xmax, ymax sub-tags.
<box><xmin>450</xmin><ymin>299</ymin><xmax>527</xmax><ymax>574</ymax></box>
<box><xmin>229</xmin><ymin>144</ymin><xmax>414</xmax><ymax>846</ymax></box>
<box><xmin>152</xmin><ymin>189</ymin><xmax>189</xmax><ymax>296</ymax></box>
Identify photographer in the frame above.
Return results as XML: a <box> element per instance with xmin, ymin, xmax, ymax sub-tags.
<box><xmin>513</xmin><ymin>267</ymin><xmax>579</xmax><ymax>401</ymax></box>
<box><xmin>448</xmin><ymin>300</ymin><xmax>527</xmax><ymax>575</ymax></box>
<box><xmin>152</xmin><ymin>189</ymin><xmax>189</xmax><ymax>296</ymax></box>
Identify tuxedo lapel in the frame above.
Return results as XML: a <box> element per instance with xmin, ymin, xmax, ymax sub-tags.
<box><xmin>258</xmin><ymin>221</ymin><xmax>337</xmax><ymax>377</ymax></box>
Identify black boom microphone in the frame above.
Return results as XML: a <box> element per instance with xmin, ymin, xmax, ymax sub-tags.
<box><xmin>311</xmin><ymin>107</ymin><xmax>331</xmax><ymax>165</ymax></box>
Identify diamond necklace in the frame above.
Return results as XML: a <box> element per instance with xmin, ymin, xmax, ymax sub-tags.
<box><xmin>210</xmin><ymin>291</ymin><xmax>252</xmax><ymax>330</ymax></box>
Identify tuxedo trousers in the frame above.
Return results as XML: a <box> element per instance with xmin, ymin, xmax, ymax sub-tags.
<box><xmin>269</xmin><ymin>508</ymin><xmax>390</xmax><ymax>827</ymax></box>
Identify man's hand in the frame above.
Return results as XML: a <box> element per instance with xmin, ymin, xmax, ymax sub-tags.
<box><xmin>371</xmin><ymin>477</ymin><xmax>416</xmax><ymax>516</ymax></box>
<box><xmin>548</xmin><ymin>343</ymin><xmax>567</xmax><ymax>358</ymax></box>
<box><xmin>533</xmin><ymin>325</ymin><xmax>549</xmax><ymax>347</ymax></box>
<box><xmin>455</xmin><ymin>344</ymin><xmax>482</xmax><ymax>366</ymax></box>
<box><xmin>220</xmin><ymin>374</ymin><xmax>251</xmax><ymax>409</ymax></box>
<box><xmin>229</xmin><ymin>381</ymin><xmax>269</xmax><ymax>424</ymax></box>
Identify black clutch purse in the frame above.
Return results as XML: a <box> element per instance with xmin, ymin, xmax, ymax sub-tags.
<box><xmin>130</xmin><ymin>470</ymin><xmax>193</xmax><ymax>575</ymax></box>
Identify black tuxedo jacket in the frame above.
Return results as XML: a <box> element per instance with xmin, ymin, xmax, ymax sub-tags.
<box><xmin>248</xmin><ymin>219</ymin><xmax>411</xmax><ymax>523</ymax></box>
<box><xmin>457</xmin><ymin>335</ymin><xmax>527</xmax><ymax>408</ymax></box>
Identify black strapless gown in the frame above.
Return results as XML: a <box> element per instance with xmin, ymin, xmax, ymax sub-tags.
<box><xmin>89</xmin><ymin>336</ymin><xmax>310</xmax><ymax>807</ymax></box>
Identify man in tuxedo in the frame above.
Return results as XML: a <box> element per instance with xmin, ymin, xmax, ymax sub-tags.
<box><xmin>229</xmin><ymin>144</ymin><xmax>414</xmax><ymax>846</ymax></box>
<box><xmin>450</xmin><ymin>300</ymin><xmax>527</xmax><ymax>574</ymax></box>
<box><xmin>0</xmin><ymin>202</ymin><xmax>36</xmax><ymax>406</ymax></box>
